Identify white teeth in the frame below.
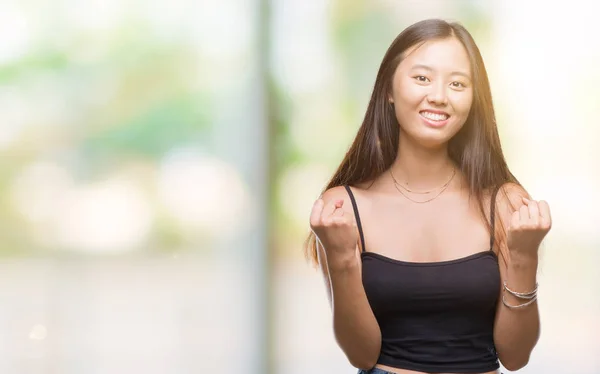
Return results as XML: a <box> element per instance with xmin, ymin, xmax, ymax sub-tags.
<box><xmin>420</xmin><ymin>111</ymin><xmax>449</xmax><ymax>121</ymax></box>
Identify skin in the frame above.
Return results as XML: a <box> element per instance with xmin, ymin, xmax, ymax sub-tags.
<box><xmin>309</xmin><ymin>37</ymin><xmax>552</xmax><ymax>374</ymax></box>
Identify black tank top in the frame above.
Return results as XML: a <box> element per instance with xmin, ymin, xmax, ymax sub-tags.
<box><xmin>344</xmin><ymin>185</ymin><xmax>501</xmax><ymax>373</ymax></box>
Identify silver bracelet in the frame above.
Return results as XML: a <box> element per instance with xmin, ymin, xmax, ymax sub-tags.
<box><xmin>503</xmin><ymin>281</ymin><xmax>538</xmax><ymax>299</ymax></box>
<box><xmin>502</xmin><ymin>294</ymin><xmax>538</xmax><ymax>309</ymax></box>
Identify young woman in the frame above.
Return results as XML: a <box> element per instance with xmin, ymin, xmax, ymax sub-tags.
<box><xmin>306</xmin><ymin>19</ymin><xmax>552</xmax><ymax>374</ymax></box>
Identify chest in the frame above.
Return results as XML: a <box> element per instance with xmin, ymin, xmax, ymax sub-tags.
<box><xmin>360</xmin><ymin>192</ymin><xmax>491</xmax><ymax>262</ymax></box>
<box><xmin>361</xmin><ymin>253</ymin><xmax>500</xmax><ymax>315</ymax></box>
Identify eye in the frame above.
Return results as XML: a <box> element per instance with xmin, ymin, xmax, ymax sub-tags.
<box><xmin>414</xmin><ymin>75</ymin><xmax>430</xmax><ymax>83</ymax></box>
<box><xmin>450</xmin><ymin>81</ymin><xmax>466</xmax><ymax>89</ymax></box>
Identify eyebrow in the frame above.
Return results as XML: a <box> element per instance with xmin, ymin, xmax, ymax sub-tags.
<box><xmin>410</xmin><ymin>64</ymin><xmax>471</xmax><ymax>80</ymax></box>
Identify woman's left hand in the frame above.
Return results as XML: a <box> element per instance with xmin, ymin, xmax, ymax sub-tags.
<box><xmin>506</xmin><ymin>197</ymin><xmax>552</xmax><ymax>257</ymax></box>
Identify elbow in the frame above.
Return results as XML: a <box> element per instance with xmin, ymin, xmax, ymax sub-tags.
<box><xmin>498</xmin><ymin>341</ymin><xmax>536</xmax><ymax>371</ymax></box>
<box><xmin>344</xmin><ymin>345</ymin><xmax>380</xmax><ymax>370</ymax></box>
<box><xmin>349</xmin><ymin>356</ymin><xmax>378</xmax><ymax>371</ymax></box>
<box><xmin>501</xmin><ymin>356</ymin><xmax>530</xmax><ymax>372</ymax></box>
<box><xmin>334</xmin><ymin>325</ymin><xmax>381</xmax><ymax>370</ymax></box>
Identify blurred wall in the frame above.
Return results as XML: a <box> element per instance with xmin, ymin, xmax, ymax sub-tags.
<box><xmin>0</xmin><ymin>0</ymin><xmax>598</xmax><ymax>373</ymax></box>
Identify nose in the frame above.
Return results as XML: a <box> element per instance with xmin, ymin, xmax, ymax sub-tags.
<box><xmin>427</xmin><ymin>83</ymin><xmax>448</xmax><ymax>106</ymax></box>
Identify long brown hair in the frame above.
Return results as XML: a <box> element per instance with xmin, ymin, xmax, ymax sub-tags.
<box><xmin>305</xmin><ymin>19</ymin><xmax>521</xmax><ymax>265</ymax></box>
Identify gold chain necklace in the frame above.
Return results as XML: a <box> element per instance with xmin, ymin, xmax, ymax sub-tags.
<box><xmin>389</xmin><ymin>167</ymin><xmax>456</xmax><ymax>194</ymax></box>
<box><xmin>389</xmin><ymin>168</ymin><xmax>456</xmax><ymax>204</ymax></box>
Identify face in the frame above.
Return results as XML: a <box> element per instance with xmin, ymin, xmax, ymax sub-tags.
<box><xmin>389</xmin><ymin>37</ymin><xmax>474</xmax><ymax>149</ymax></box>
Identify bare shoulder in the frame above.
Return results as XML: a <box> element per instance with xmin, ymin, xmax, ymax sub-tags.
<box><xmin>321</xmin><ymin>185</ymin><xmax>350</xmax><ymax>203</ymax></box>
<box><xmin>318</xmin><ymin>185</ymin><xmax>352</xmax><ymax>216</ymax></box>
<box><xmin>322</xmin><ymin>184</ymin><xmax>364</xmax><ymax>212</ymax></box>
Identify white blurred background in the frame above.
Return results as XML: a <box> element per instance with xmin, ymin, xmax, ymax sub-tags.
<box><xmin>0</xmin><ymin>0</ymin><xmax>598</xmax><ymax>373</ymax></box>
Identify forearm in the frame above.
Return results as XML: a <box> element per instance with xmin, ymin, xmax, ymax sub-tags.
<box><xmin>328</xmin><ymin>256</ymin><xmax>382</xmax><ymax>369</ymax></box>
<box><xmin>494</xmin><ymin>253</ymin><xmax>540</xmax><ymax>370</ymax></box>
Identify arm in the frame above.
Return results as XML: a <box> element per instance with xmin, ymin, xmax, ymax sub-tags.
<box><xmin>312</xmin><ymin>186</ymin><xmax>382</xmax><ymax>369</ymax></box>
<box><xmin>493</xmin><ymin>183</ymin><xmax>551</xmax><ymax>371</ymax></box>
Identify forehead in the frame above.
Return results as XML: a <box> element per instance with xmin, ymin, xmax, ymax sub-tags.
<box><xmin>399</xmin><ymin>37</ymin><xmax>471</xmax><ymax>74</ymax></box>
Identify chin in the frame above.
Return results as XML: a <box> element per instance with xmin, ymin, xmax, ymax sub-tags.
<box><xmin>404</xmin><ymin>130</ymin><xmax>454</xmax><ymax>150</ymax></box>
<box><xmin>401</xmin><ymin>120</ymin><xmax>461</xmax><ymax>147</ymax></box>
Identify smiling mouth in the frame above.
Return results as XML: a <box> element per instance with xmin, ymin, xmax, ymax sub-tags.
<box><xmin>419</xmin><ymin>111</ymin><xmax>450</xmax><ymax>121</ymax></box>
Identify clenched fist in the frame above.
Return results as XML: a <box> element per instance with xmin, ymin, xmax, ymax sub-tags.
<box><xmin>310</xmin><ymin>198</ymin><xmax>359</xmax><ymax>260</ymax></box>
<box><xmin>507</xmin><ymin>197</ymin><xmax>552</xmax><ymax>256</ymax></box>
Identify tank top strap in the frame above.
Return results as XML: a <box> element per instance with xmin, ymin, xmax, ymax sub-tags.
<box><xmin>489</xmin><ymin>185</ymin><xmax>502</xmax><ymax>250</ymax></box>
<box><xmin>343</xmin><ymin>185</ymin><xmax>366</xmax><ymax>253</ymax></box>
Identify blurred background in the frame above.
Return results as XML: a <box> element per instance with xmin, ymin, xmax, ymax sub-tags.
<box><xmin>0</xmin><ymin>0</ymin><xmax>598</xmax><ymax>373</ymax></box>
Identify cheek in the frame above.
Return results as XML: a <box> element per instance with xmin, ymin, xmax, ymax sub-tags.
<box><xmin>395</xmin><ymin>83</ymin><xmax>425</xmax><ymax>108</ymax></box>
<box><xmin>451</xmin><ymin>93</ymin><xmax>473</xmax><ymax>117</ymax></box>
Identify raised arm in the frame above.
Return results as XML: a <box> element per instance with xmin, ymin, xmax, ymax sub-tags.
<box><xmin>492</xmin><ymin>183</ymin><xmax>552</xmax><ymax>371</ymax></box>
<box><xmin>310</xmin><ymin>186</ymin><xmax>381</xmax><ymax>369</ymax></box>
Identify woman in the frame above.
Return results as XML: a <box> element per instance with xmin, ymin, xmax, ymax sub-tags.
<box><xmin>306</xmin><ymin>19</ymin><xmax>552</xmax><ymax>374</ymax></box>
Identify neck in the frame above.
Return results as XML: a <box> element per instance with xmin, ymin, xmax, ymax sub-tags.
<box><xmin>389</xmin><ymin>137</ymin><xmax>456</xmax><ymax>190</ymax></box>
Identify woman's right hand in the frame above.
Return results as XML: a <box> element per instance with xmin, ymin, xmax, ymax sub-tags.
<box><xmin>310</xmin><ymin>197</ymin><xmax>359</xmax><ymax>264</ymax></box>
